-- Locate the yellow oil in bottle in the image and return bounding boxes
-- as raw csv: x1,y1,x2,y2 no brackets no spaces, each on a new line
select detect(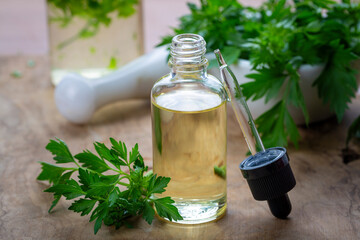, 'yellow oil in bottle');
151,87,227,224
